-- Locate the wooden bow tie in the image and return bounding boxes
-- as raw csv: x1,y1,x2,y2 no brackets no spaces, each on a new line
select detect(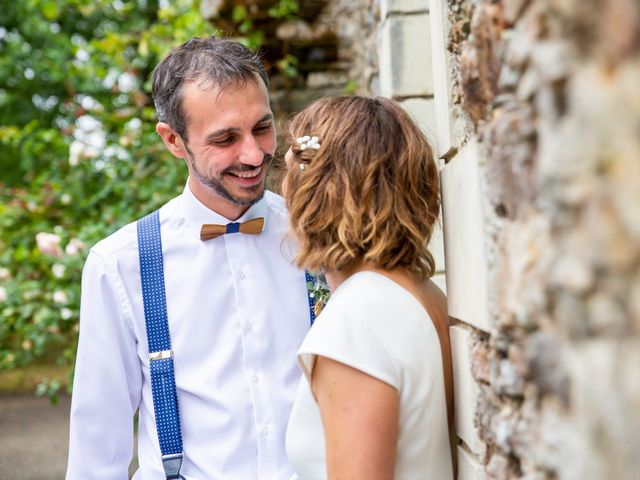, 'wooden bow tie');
200,217,264,241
